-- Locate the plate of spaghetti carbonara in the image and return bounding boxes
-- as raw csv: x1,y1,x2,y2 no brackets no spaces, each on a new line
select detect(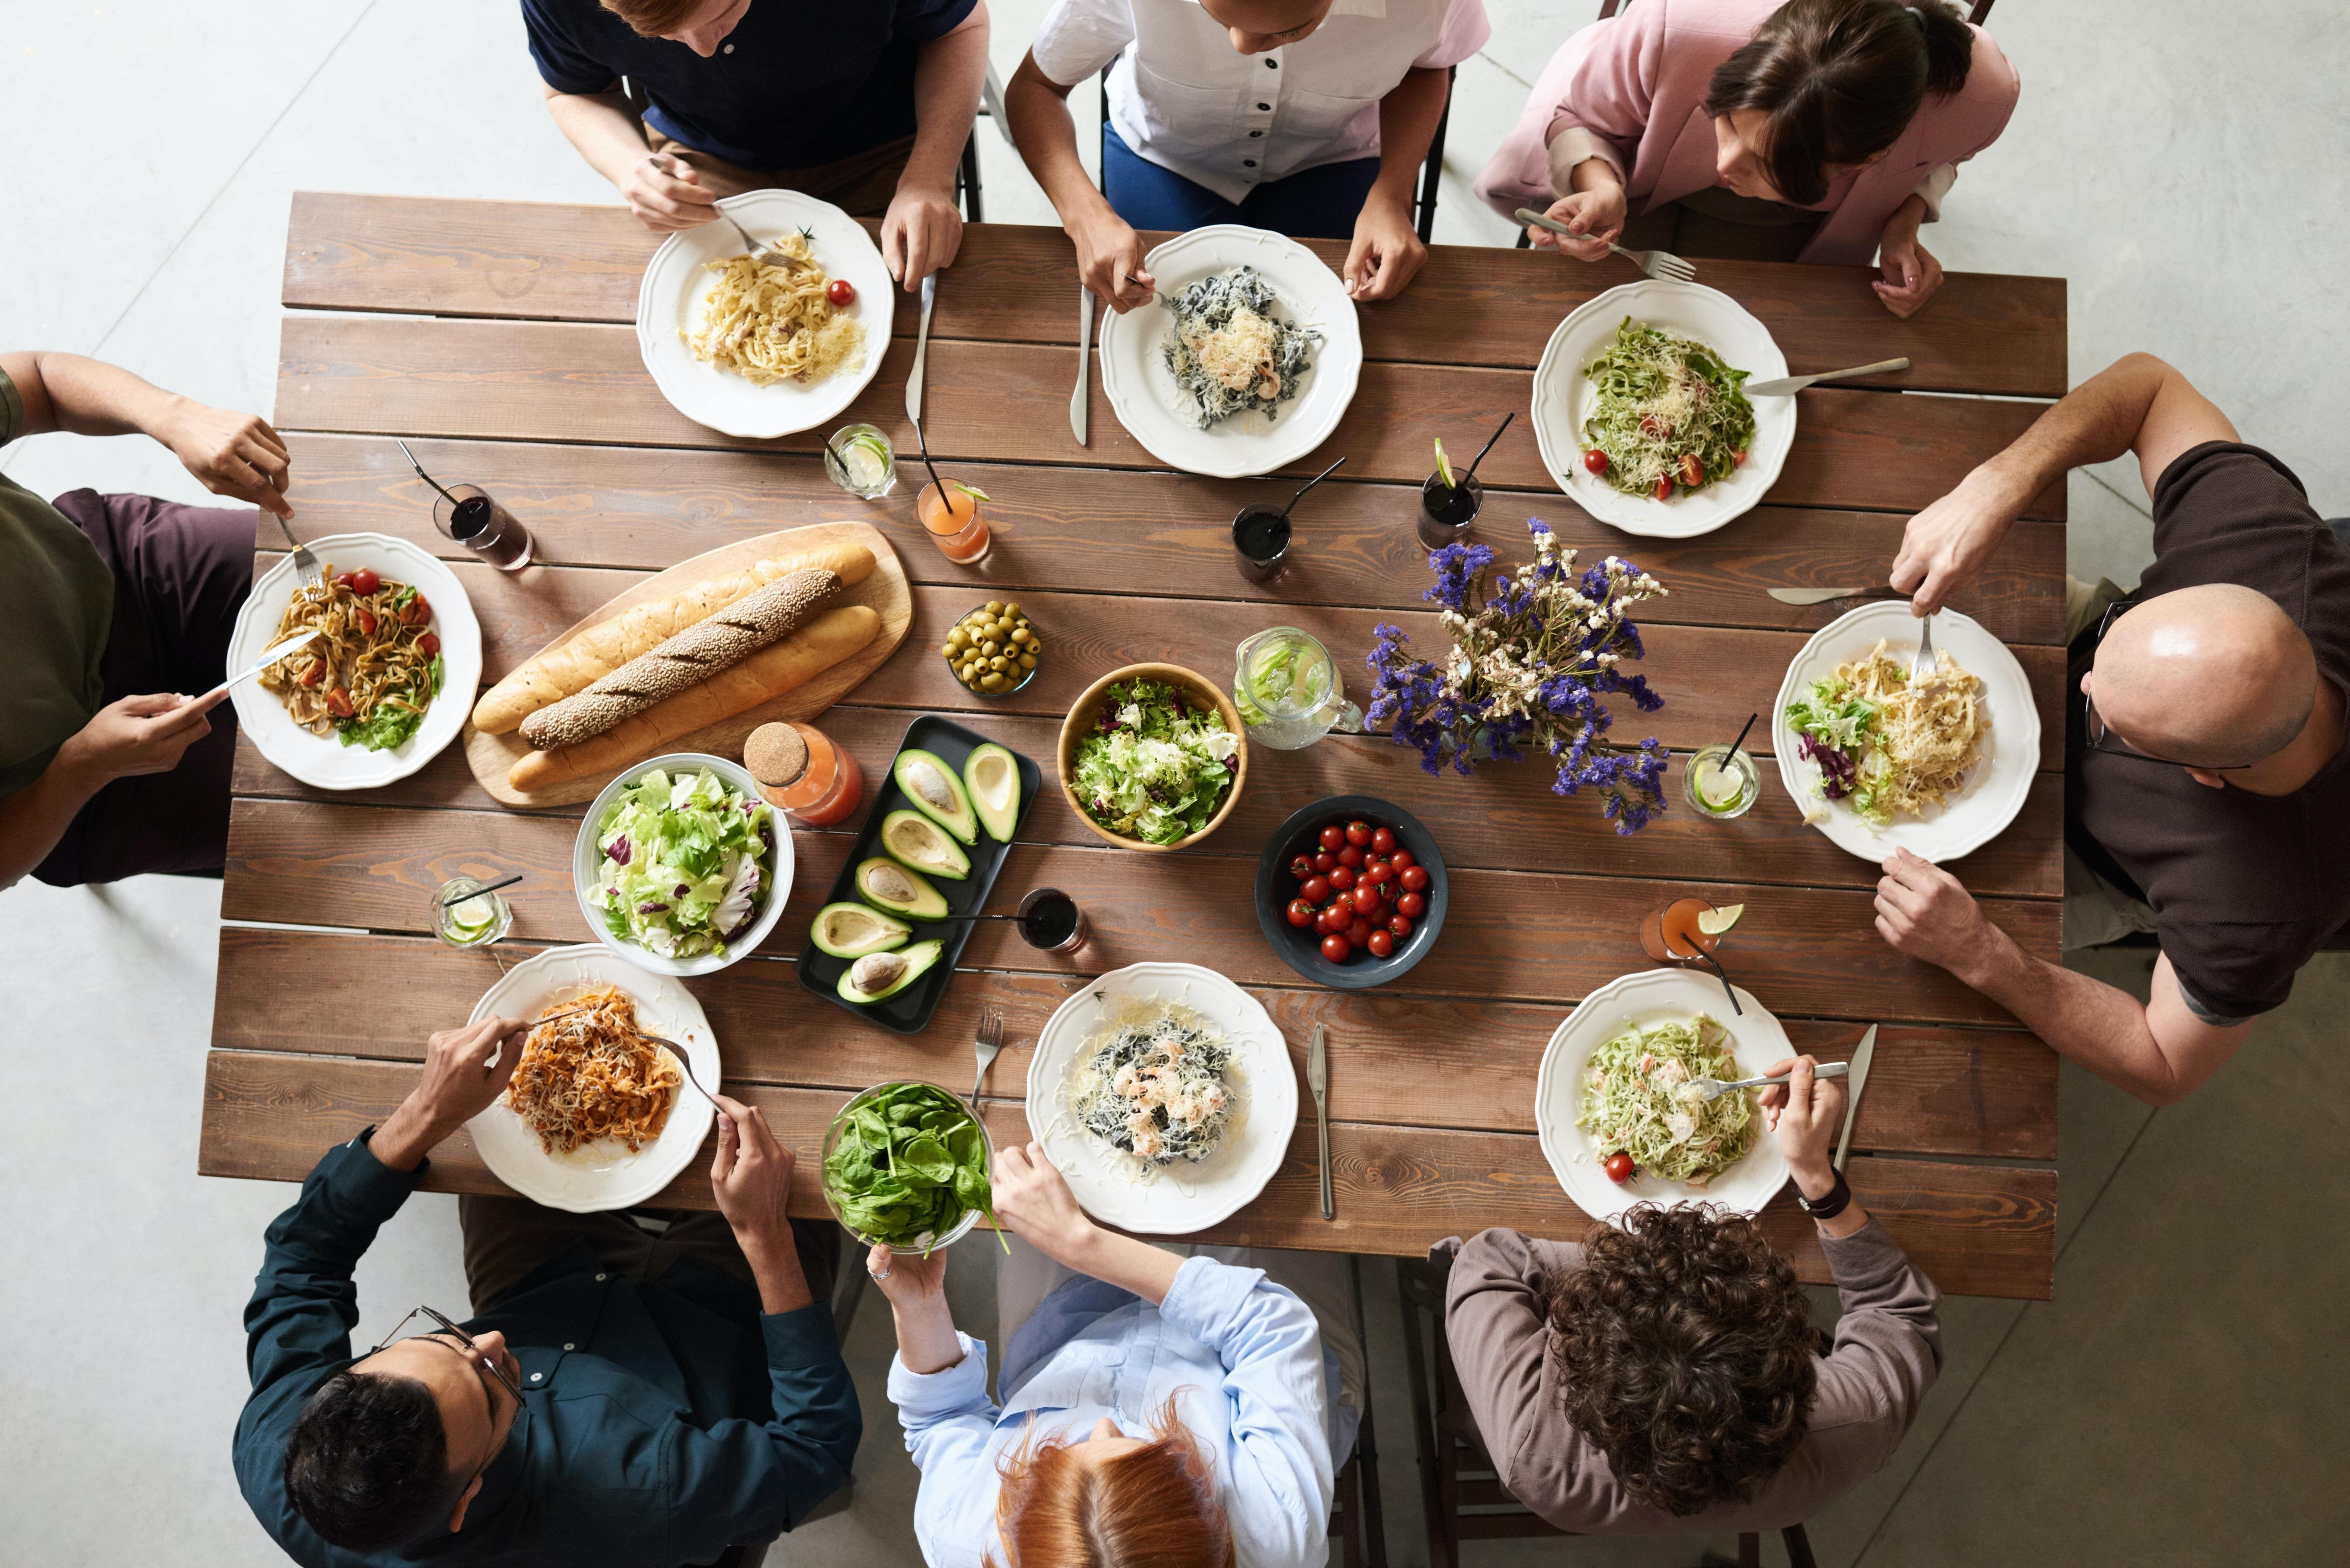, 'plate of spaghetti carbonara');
1025,963,1295,1235
1771,601,2040,864
636,190,891,439
467,947,719,1213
